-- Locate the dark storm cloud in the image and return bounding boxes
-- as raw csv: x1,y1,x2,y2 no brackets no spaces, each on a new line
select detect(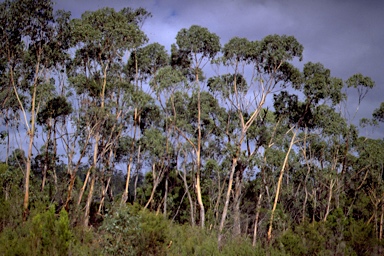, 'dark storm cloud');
55,0,384,138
